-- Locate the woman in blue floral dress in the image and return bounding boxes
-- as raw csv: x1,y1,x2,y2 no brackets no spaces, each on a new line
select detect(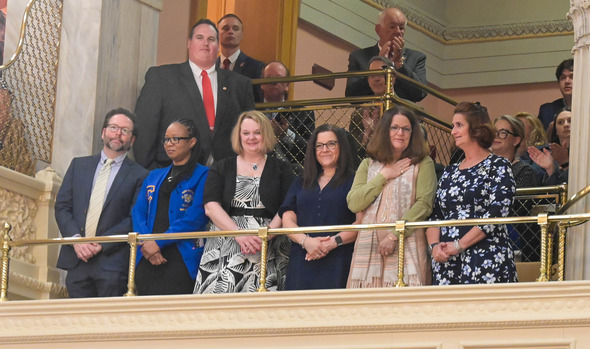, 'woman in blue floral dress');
427,102,518,285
